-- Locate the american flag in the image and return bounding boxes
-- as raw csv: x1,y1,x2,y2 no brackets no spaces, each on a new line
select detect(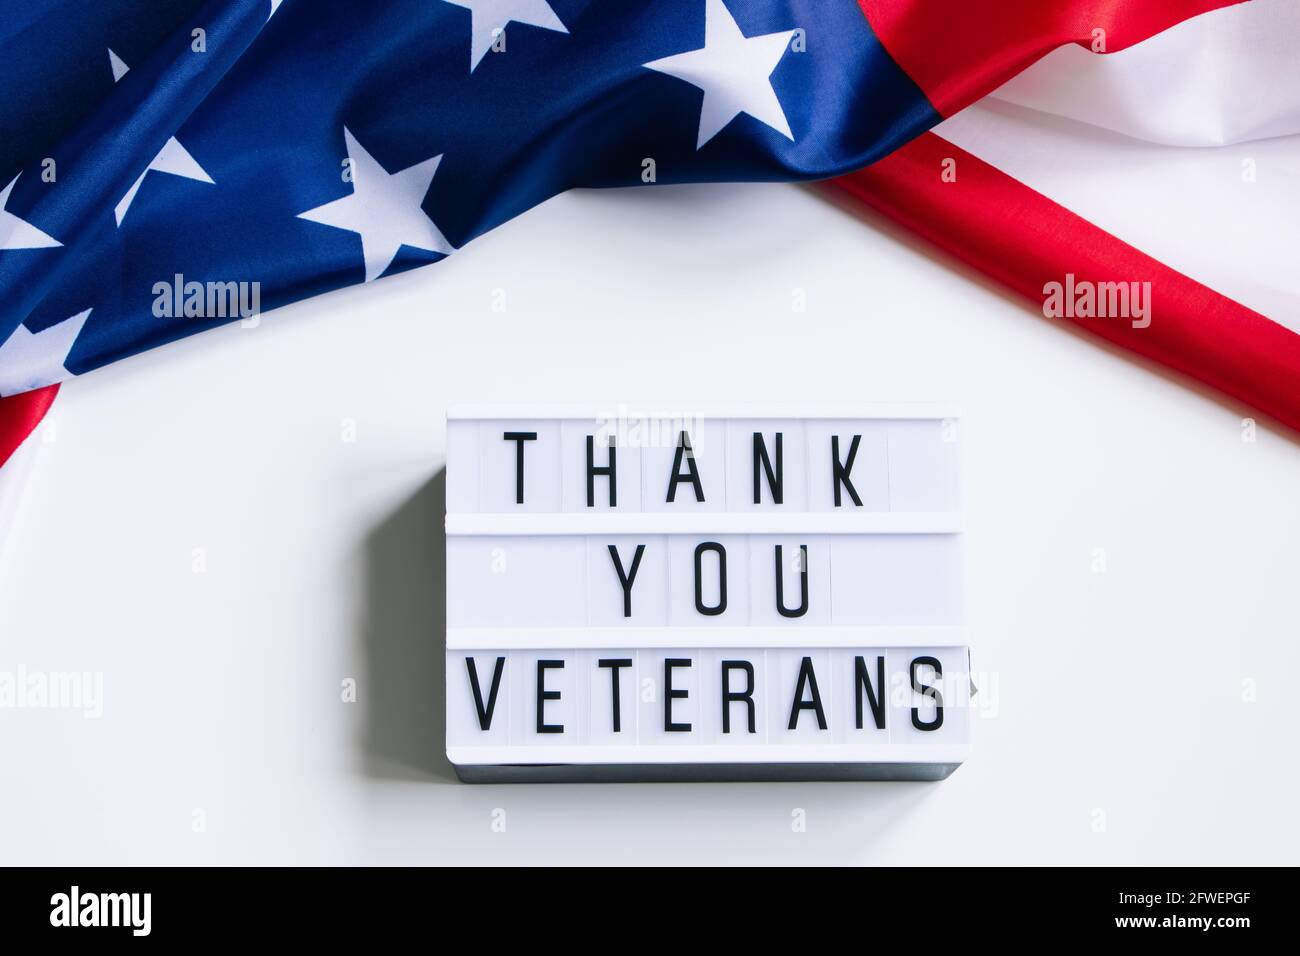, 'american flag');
1,0,1297,504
